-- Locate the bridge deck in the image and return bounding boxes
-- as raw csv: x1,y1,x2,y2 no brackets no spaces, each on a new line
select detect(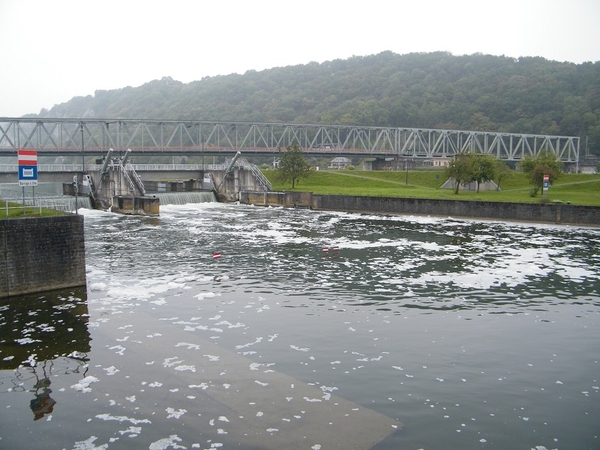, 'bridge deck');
0,118,580,162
